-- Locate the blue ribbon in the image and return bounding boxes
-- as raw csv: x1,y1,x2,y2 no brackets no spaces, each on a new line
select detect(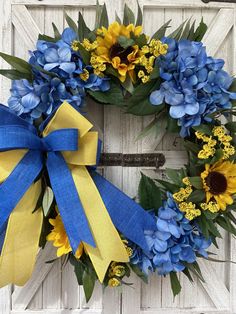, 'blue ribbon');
0,103,156,256
0,105,95,253
91,171,156,252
